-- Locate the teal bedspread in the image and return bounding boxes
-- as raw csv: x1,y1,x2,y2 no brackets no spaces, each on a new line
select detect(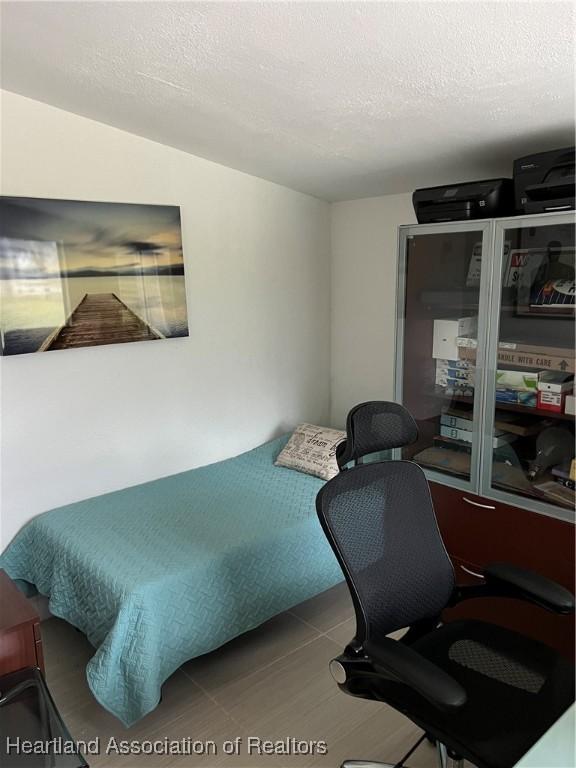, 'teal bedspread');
0,436,342,726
